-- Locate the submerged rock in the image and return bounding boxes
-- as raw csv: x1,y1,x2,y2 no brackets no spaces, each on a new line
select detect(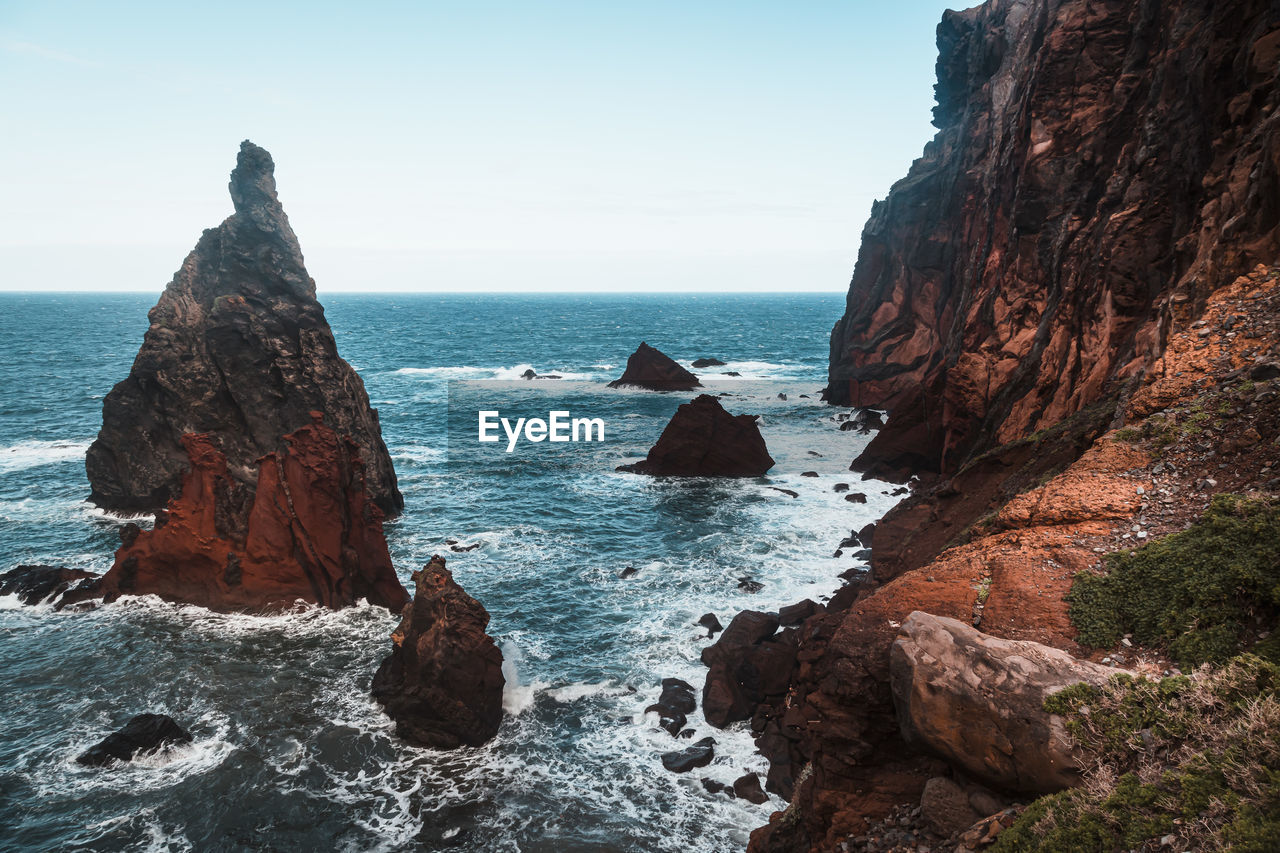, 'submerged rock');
618,395,774,477
76,714,192,767
646,678,697,736
64,414,408,614
692,357,727,368
85,141,401,518
608,343,700,391
0,565,97,606
890,611,1120,793
372,556,505,749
